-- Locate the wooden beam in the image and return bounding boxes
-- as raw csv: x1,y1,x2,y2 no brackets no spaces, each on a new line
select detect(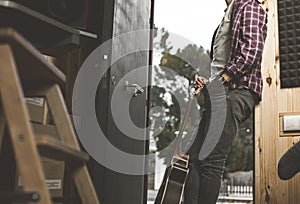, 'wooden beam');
0,97,5,153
